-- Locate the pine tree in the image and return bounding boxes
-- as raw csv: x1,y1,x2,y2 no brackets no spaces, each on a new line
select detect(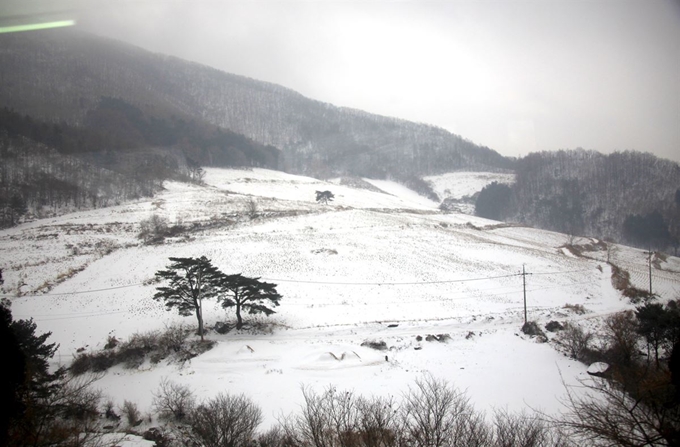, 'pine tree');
216,274,282,329
153,256,220,340
315,190,334,205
